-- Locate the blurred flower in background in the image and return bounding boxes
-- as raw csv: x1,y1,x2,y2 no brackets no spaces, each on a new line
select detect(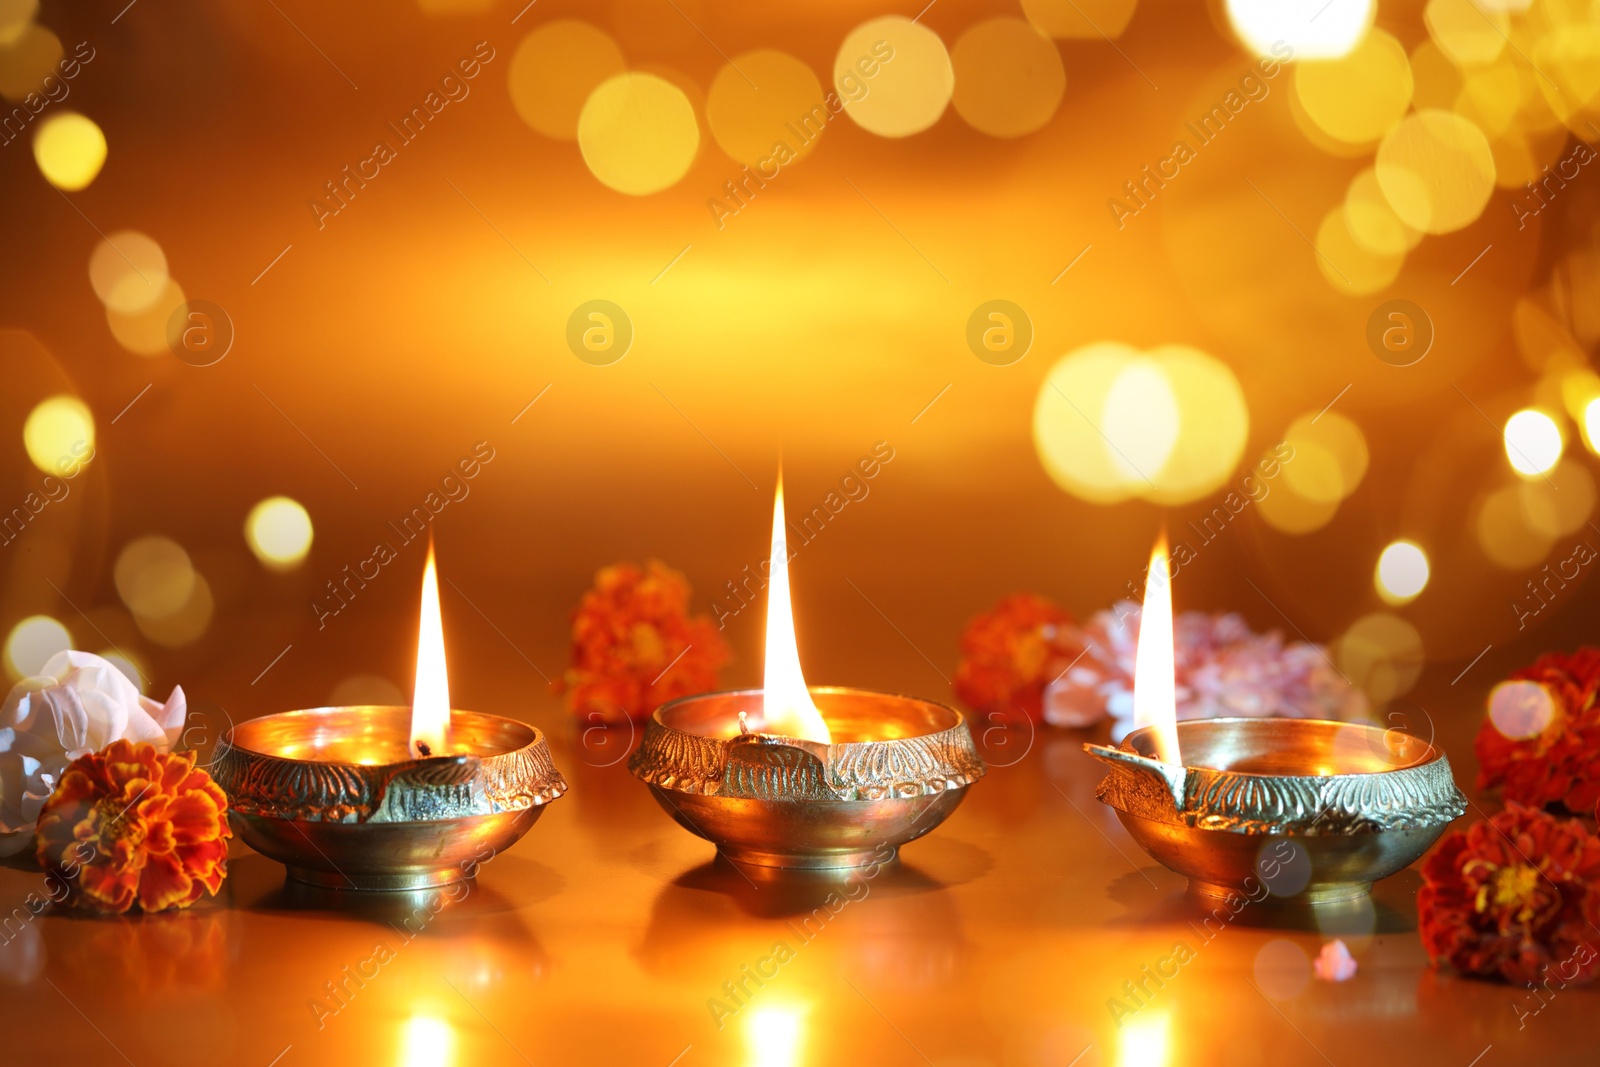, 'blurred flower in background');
560,561,729,723
952,593,1079,726
1477,647,1600,812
